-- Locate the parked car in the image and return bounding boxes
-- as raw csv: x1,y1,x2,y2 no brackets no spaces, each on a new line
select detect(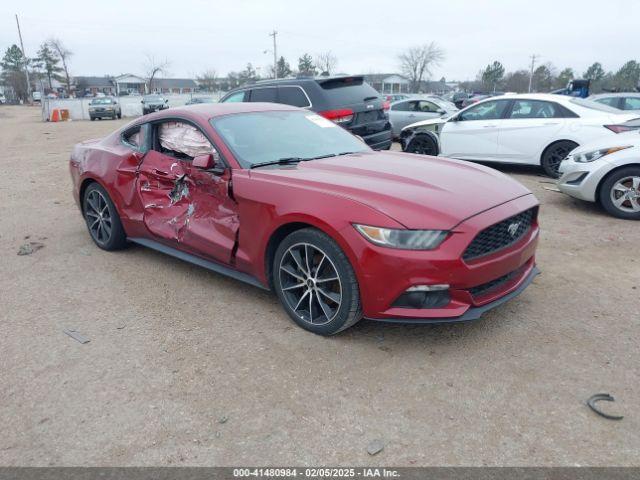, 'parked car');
400,93,640,177
69,103,540,335
384,93,410,103
558,126,640,219
0,92,6,104
449,92,473,109
88,97,121,120
32,91,42,103
589,92,640,113
389,96,458,137
186,96,217,105
141,94,169,114
219,76,392,150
